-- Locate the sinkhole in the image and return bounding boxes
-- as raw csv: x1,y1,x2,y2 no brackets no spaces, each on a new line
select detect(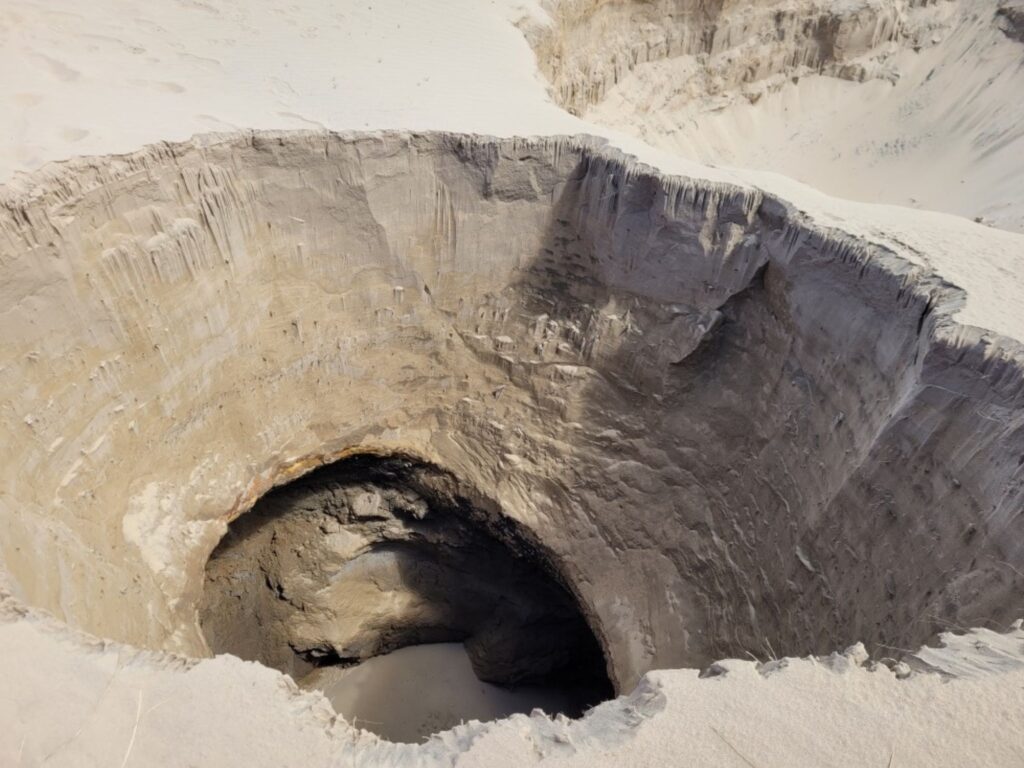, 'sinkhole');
199,454,614,742
1,131,1023,749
